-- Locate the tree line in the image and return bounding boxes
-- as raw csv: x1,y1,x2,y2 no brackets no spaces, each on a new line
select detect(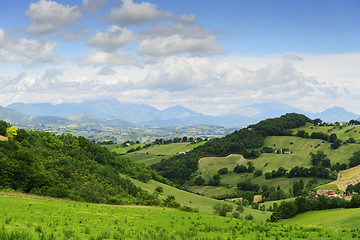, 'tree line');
151,113,312,184
0,120,175,206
